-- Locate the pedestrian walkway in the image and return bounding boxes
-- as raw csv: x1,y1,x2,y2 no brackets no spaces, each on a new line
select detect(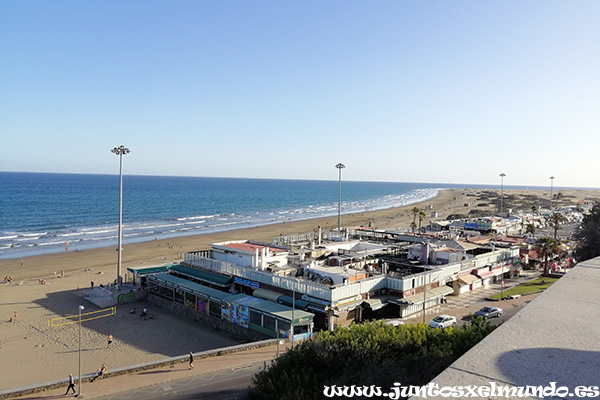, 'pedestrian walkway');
8,341,290,400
